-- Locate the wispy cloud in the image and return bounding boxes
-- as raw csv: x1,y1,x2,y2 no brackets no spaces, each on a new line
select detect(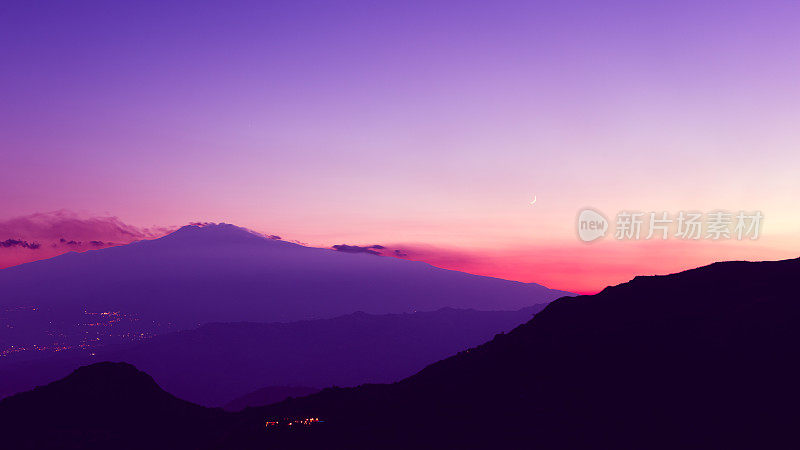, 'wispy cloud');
0,210,175,268
331,244,385,255
0,239,41,250
0,210,171,242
